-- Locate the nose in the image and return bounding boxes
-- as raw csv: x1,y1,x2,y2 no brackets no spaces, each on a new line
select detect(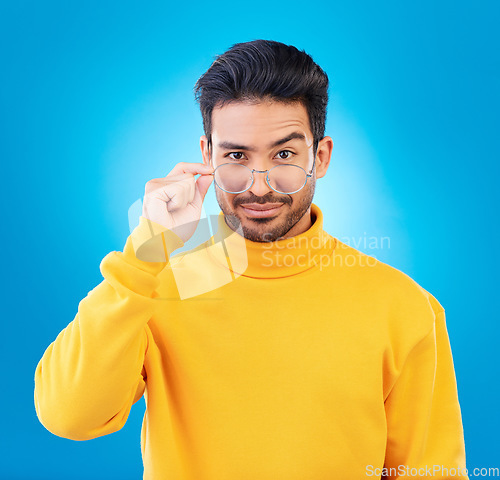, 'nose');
248,169,273,196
